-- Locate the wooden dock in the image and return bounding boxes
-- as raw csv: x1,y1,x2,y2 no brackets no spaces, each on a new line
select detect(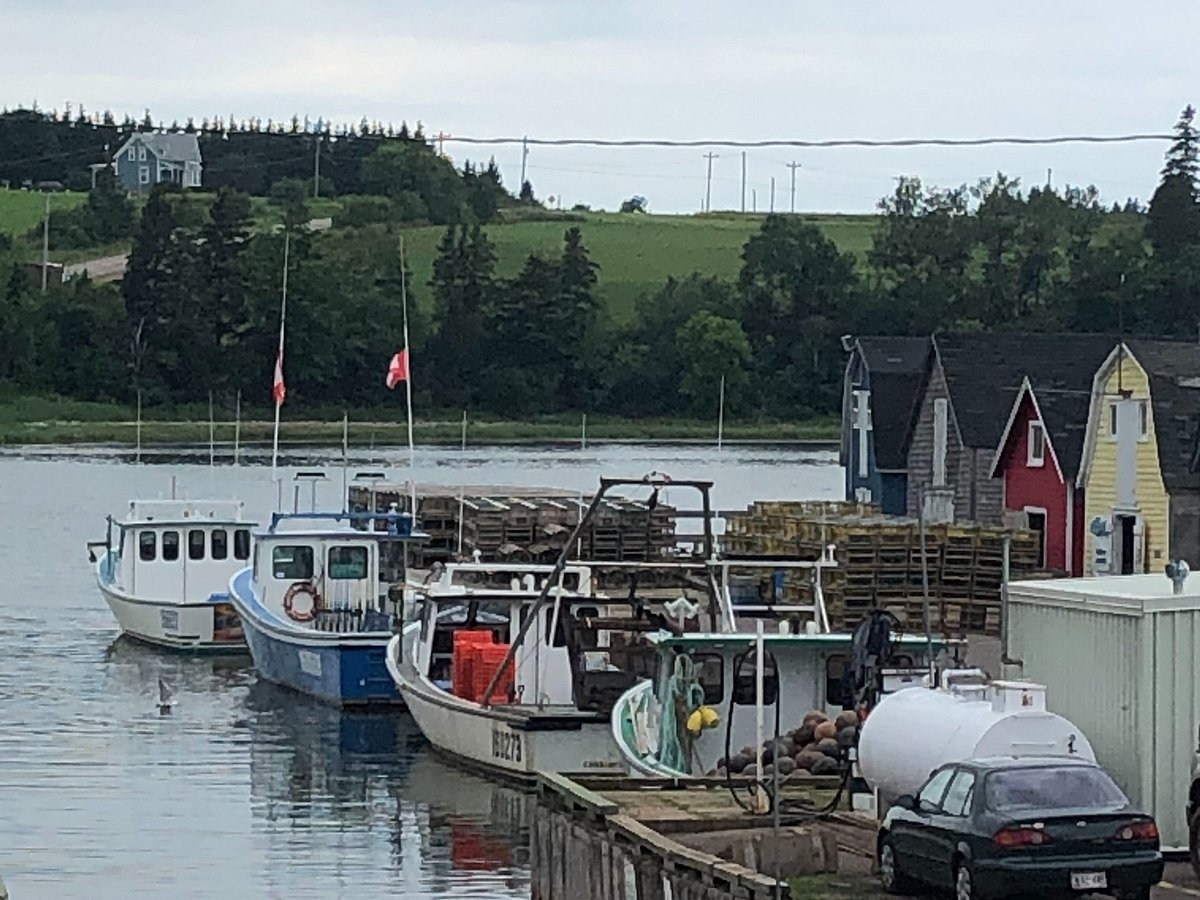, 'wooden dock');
533,772,878,900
